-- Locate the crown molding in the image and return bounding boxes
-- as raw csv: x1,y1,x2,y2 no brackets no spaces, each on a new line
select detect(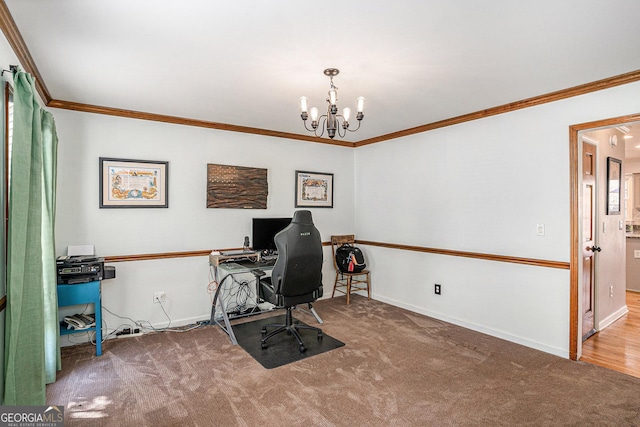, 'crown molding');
354,69,640,147
51,69,640,149
0,0,51,103
47,99,355,147
50,69,640,148
1,1,639,148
